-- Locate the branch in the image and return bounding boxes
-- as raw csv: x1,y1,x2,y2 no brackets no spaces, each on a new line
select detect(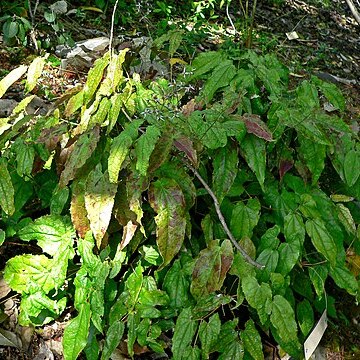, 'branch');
345,0,360,25
184,161,264,269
